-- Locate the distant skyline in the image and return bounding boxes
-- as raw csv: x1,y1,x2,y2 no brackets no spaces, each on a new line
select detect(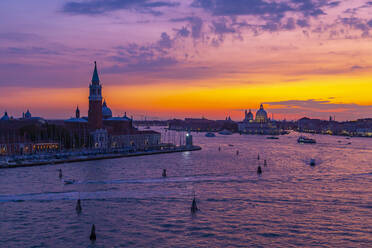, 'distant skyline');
1,0,372,121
